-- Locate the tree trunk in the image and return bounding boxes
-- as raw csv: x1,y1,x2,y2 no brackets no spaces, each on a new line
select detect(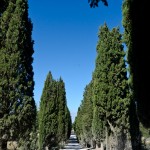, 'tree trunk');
101,142,104,150
105,126,108,150
92,139,96,149
0,140,7,150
